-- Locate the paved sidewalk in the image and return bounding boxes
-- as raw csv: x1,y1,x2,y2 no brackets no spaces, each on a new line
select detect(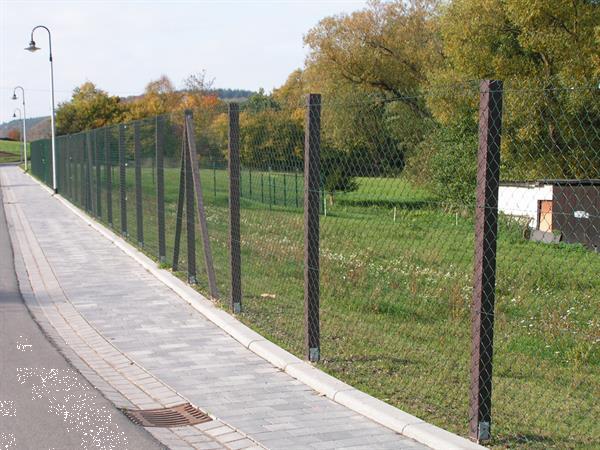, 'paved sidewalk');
1,166,428,450
0,182,164,450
